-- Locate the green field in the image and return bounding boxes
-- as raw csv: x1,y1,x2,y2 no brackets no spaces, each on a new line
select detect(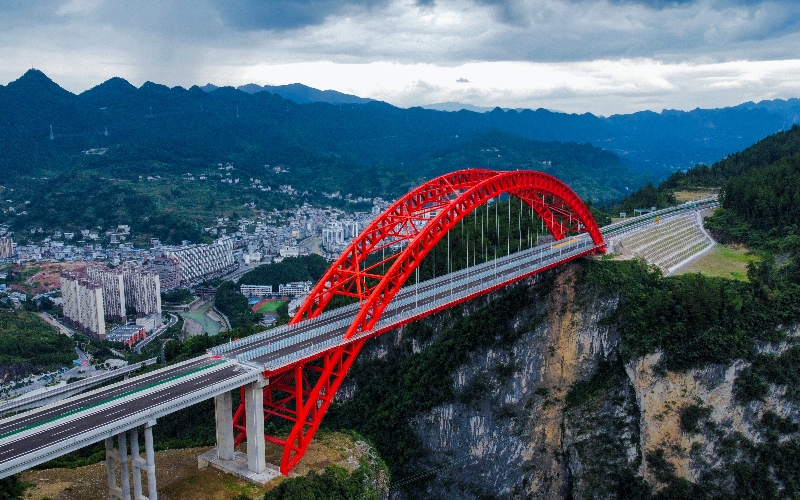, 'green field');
255,300,287,314
675,244,759,281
